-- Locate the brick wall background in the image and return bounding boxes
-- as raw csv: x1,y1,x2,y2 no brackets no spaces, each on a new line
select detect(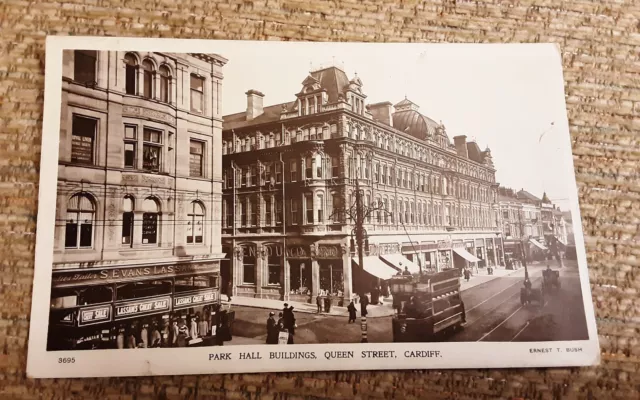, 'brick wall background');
1,1,639,398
